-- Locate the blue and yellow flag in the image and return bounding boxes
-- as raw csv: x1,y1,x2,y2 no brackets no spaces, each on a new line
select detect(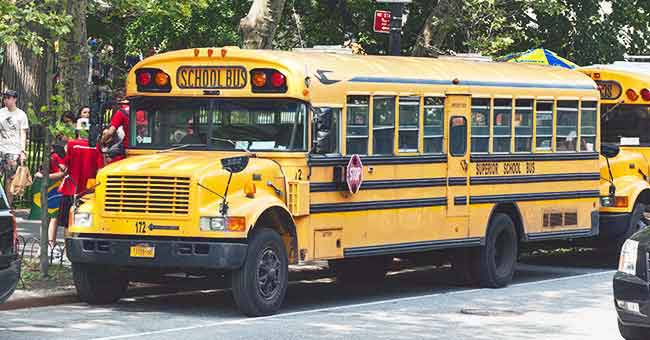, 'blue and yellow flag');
28,177,62,219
